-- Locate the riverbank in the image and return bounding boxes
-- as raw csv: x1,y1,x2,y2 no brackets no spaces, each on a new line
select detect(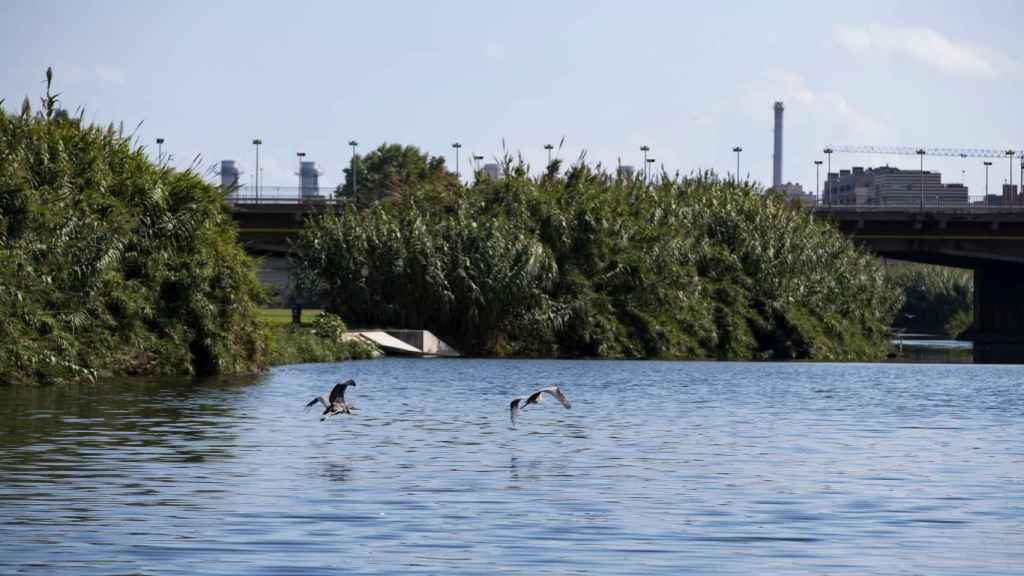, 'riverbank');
259,310,380,366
